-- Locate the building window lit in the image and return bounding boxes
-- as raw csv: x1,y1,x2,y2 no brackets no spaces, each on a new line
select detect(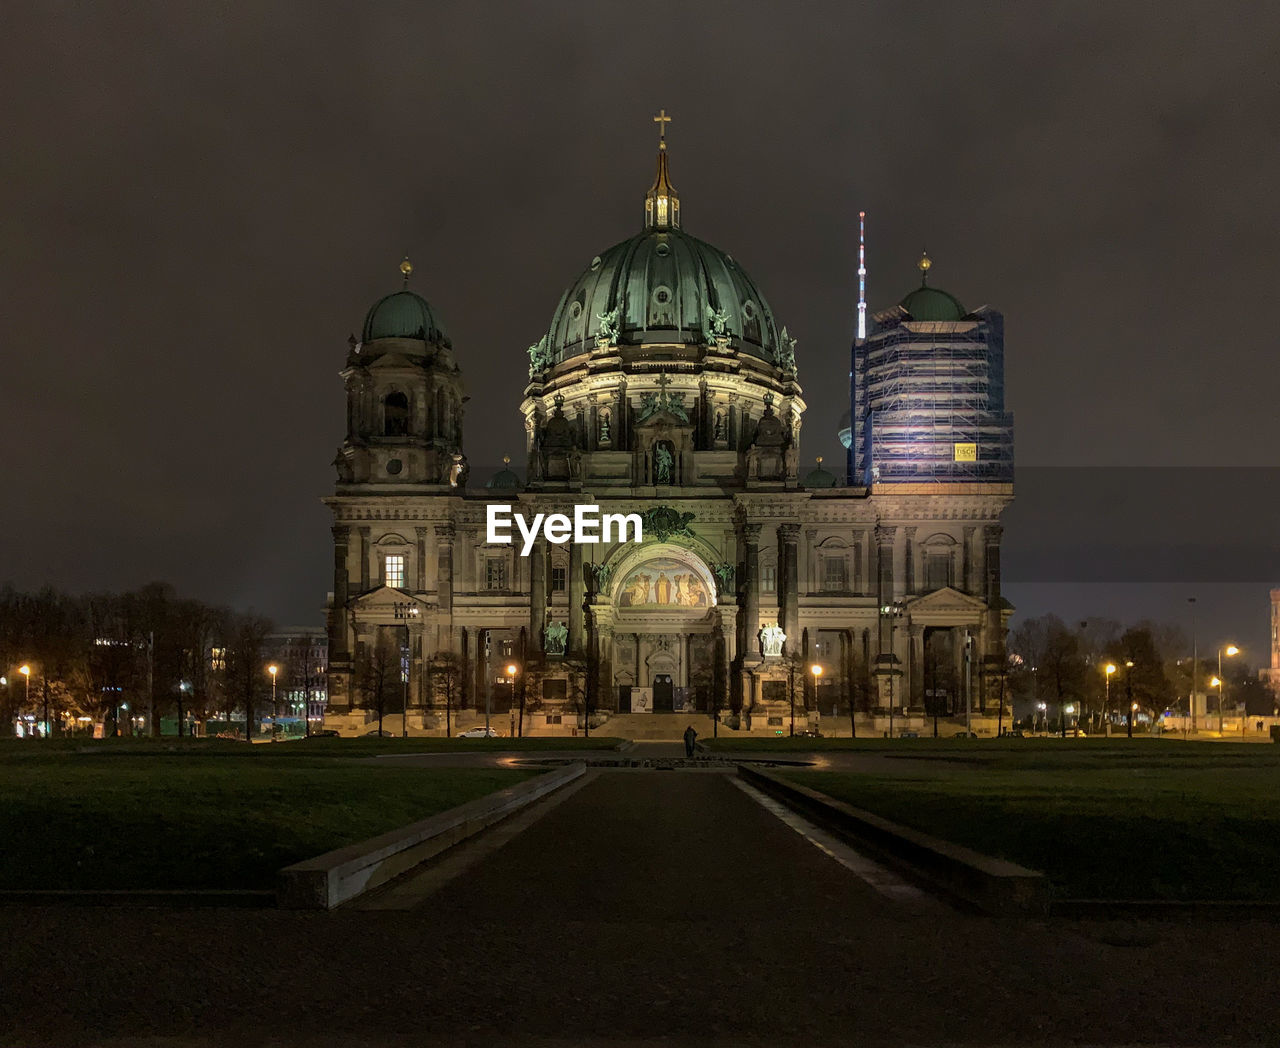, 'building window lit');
551,566,566,592
822,557,847,592
486,558,508,590
761,565,776,593
209,647,226,671
385,555,406,589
